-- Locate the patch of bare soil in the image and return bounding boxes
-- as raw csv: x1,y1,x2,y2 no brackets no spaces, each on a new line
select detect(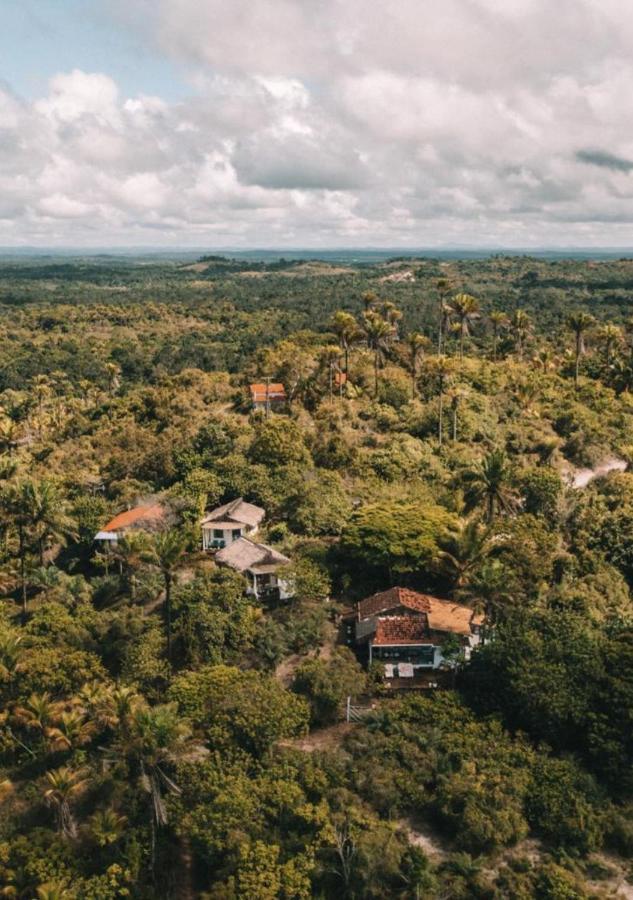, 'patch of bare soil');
181,262,209,273
397,818,450,863
584,854,633,898
280,722,355,753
